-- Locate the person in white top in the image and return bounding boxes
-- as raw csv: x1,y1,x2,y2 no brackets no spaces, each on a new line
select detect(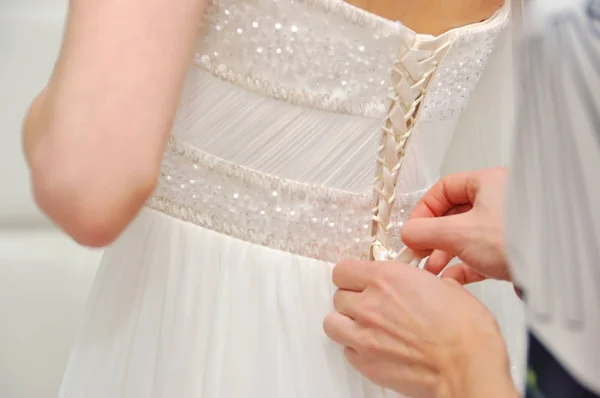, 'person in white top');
23,0,520,396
